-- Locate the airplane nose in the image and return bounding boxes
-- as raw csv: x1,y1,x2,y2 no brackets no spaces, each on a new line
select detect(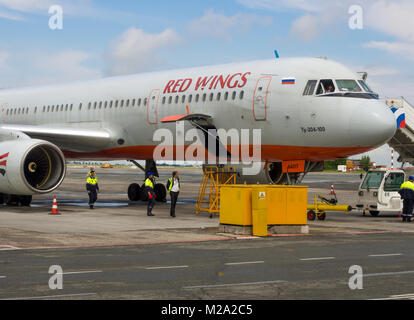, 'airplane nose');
349,101,397,147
